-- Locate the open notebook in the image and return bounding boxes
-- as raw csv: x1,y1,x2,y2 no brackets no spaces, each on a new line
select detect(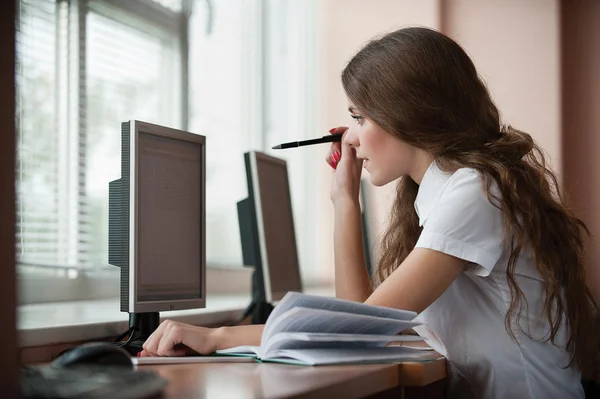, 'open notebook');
217,292,433,366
